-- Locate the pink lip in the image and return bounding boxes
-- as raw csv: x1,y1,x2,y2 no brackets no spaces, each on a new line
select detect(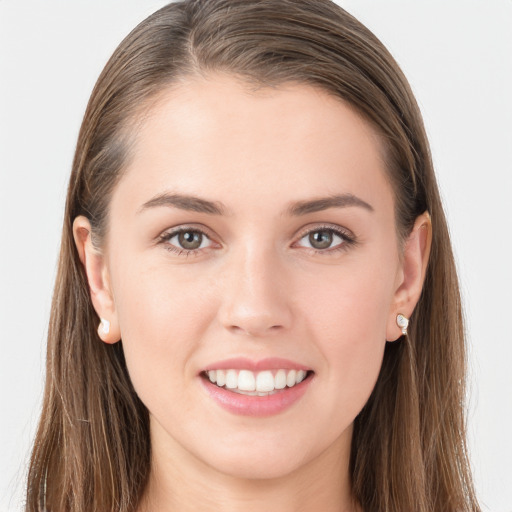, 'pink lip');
201,357,311,373
200,374,313,417
199,358,314,417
